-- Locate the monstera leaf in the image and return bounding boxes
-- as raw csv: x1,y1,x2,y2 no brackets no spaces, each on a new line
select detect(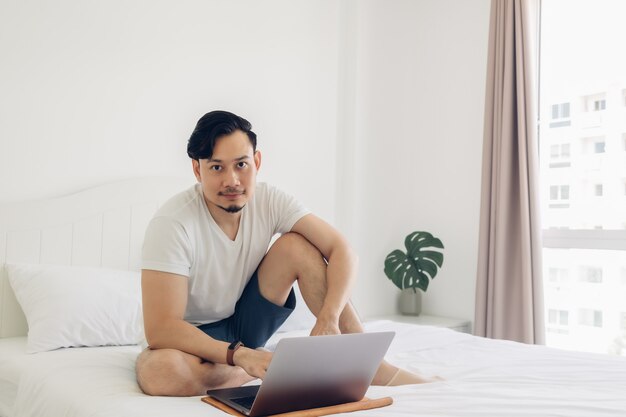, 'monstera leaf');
384,231,444,292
